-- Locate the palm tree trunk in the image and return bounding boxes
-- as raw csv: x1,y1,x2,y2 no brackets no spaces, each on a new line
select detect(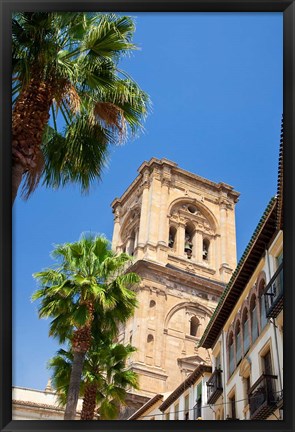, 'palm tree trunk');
64,350,85,420
80,382,98,420
12,77,52,203
64,316,93,420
